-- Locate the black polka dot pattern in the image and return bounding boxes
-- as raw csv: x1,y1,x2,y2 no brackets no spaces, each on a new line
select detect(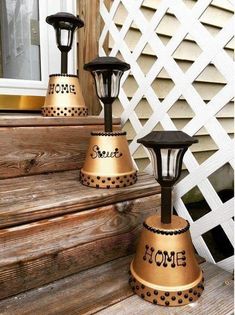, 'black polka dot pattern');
49,74,78,78
42,106,88,117
128,273,204,306
143,220,190,235
80,171,138,189
91,131,127,136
